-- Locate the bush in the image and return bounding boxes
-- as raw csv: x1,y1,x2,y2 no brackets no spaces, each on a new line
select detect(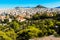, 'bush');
0,31,12,40
17,26,42,40
5,28,17,40
9,21,20,32
32,13,40,20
